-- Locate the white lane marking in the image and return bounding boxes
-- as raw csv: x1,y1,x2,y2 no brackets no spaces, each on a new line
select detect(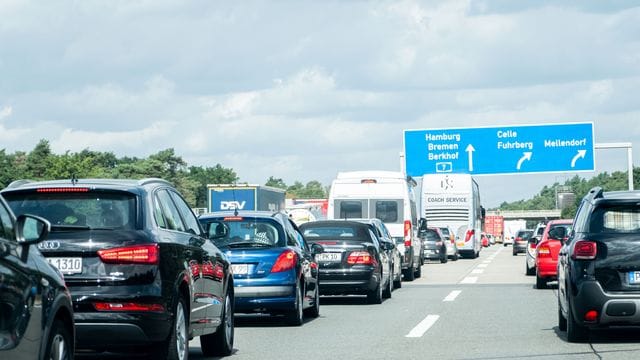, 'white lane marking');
406,315,440,338
482,260,491,264
443,290,462,302
478,264,488,268
472,269,484,274
460,276,478,284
